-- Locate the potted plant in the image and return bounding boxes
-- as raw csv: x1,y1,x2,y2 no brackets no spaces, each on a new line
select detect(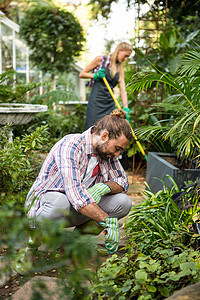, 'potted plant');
128,46,200,192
